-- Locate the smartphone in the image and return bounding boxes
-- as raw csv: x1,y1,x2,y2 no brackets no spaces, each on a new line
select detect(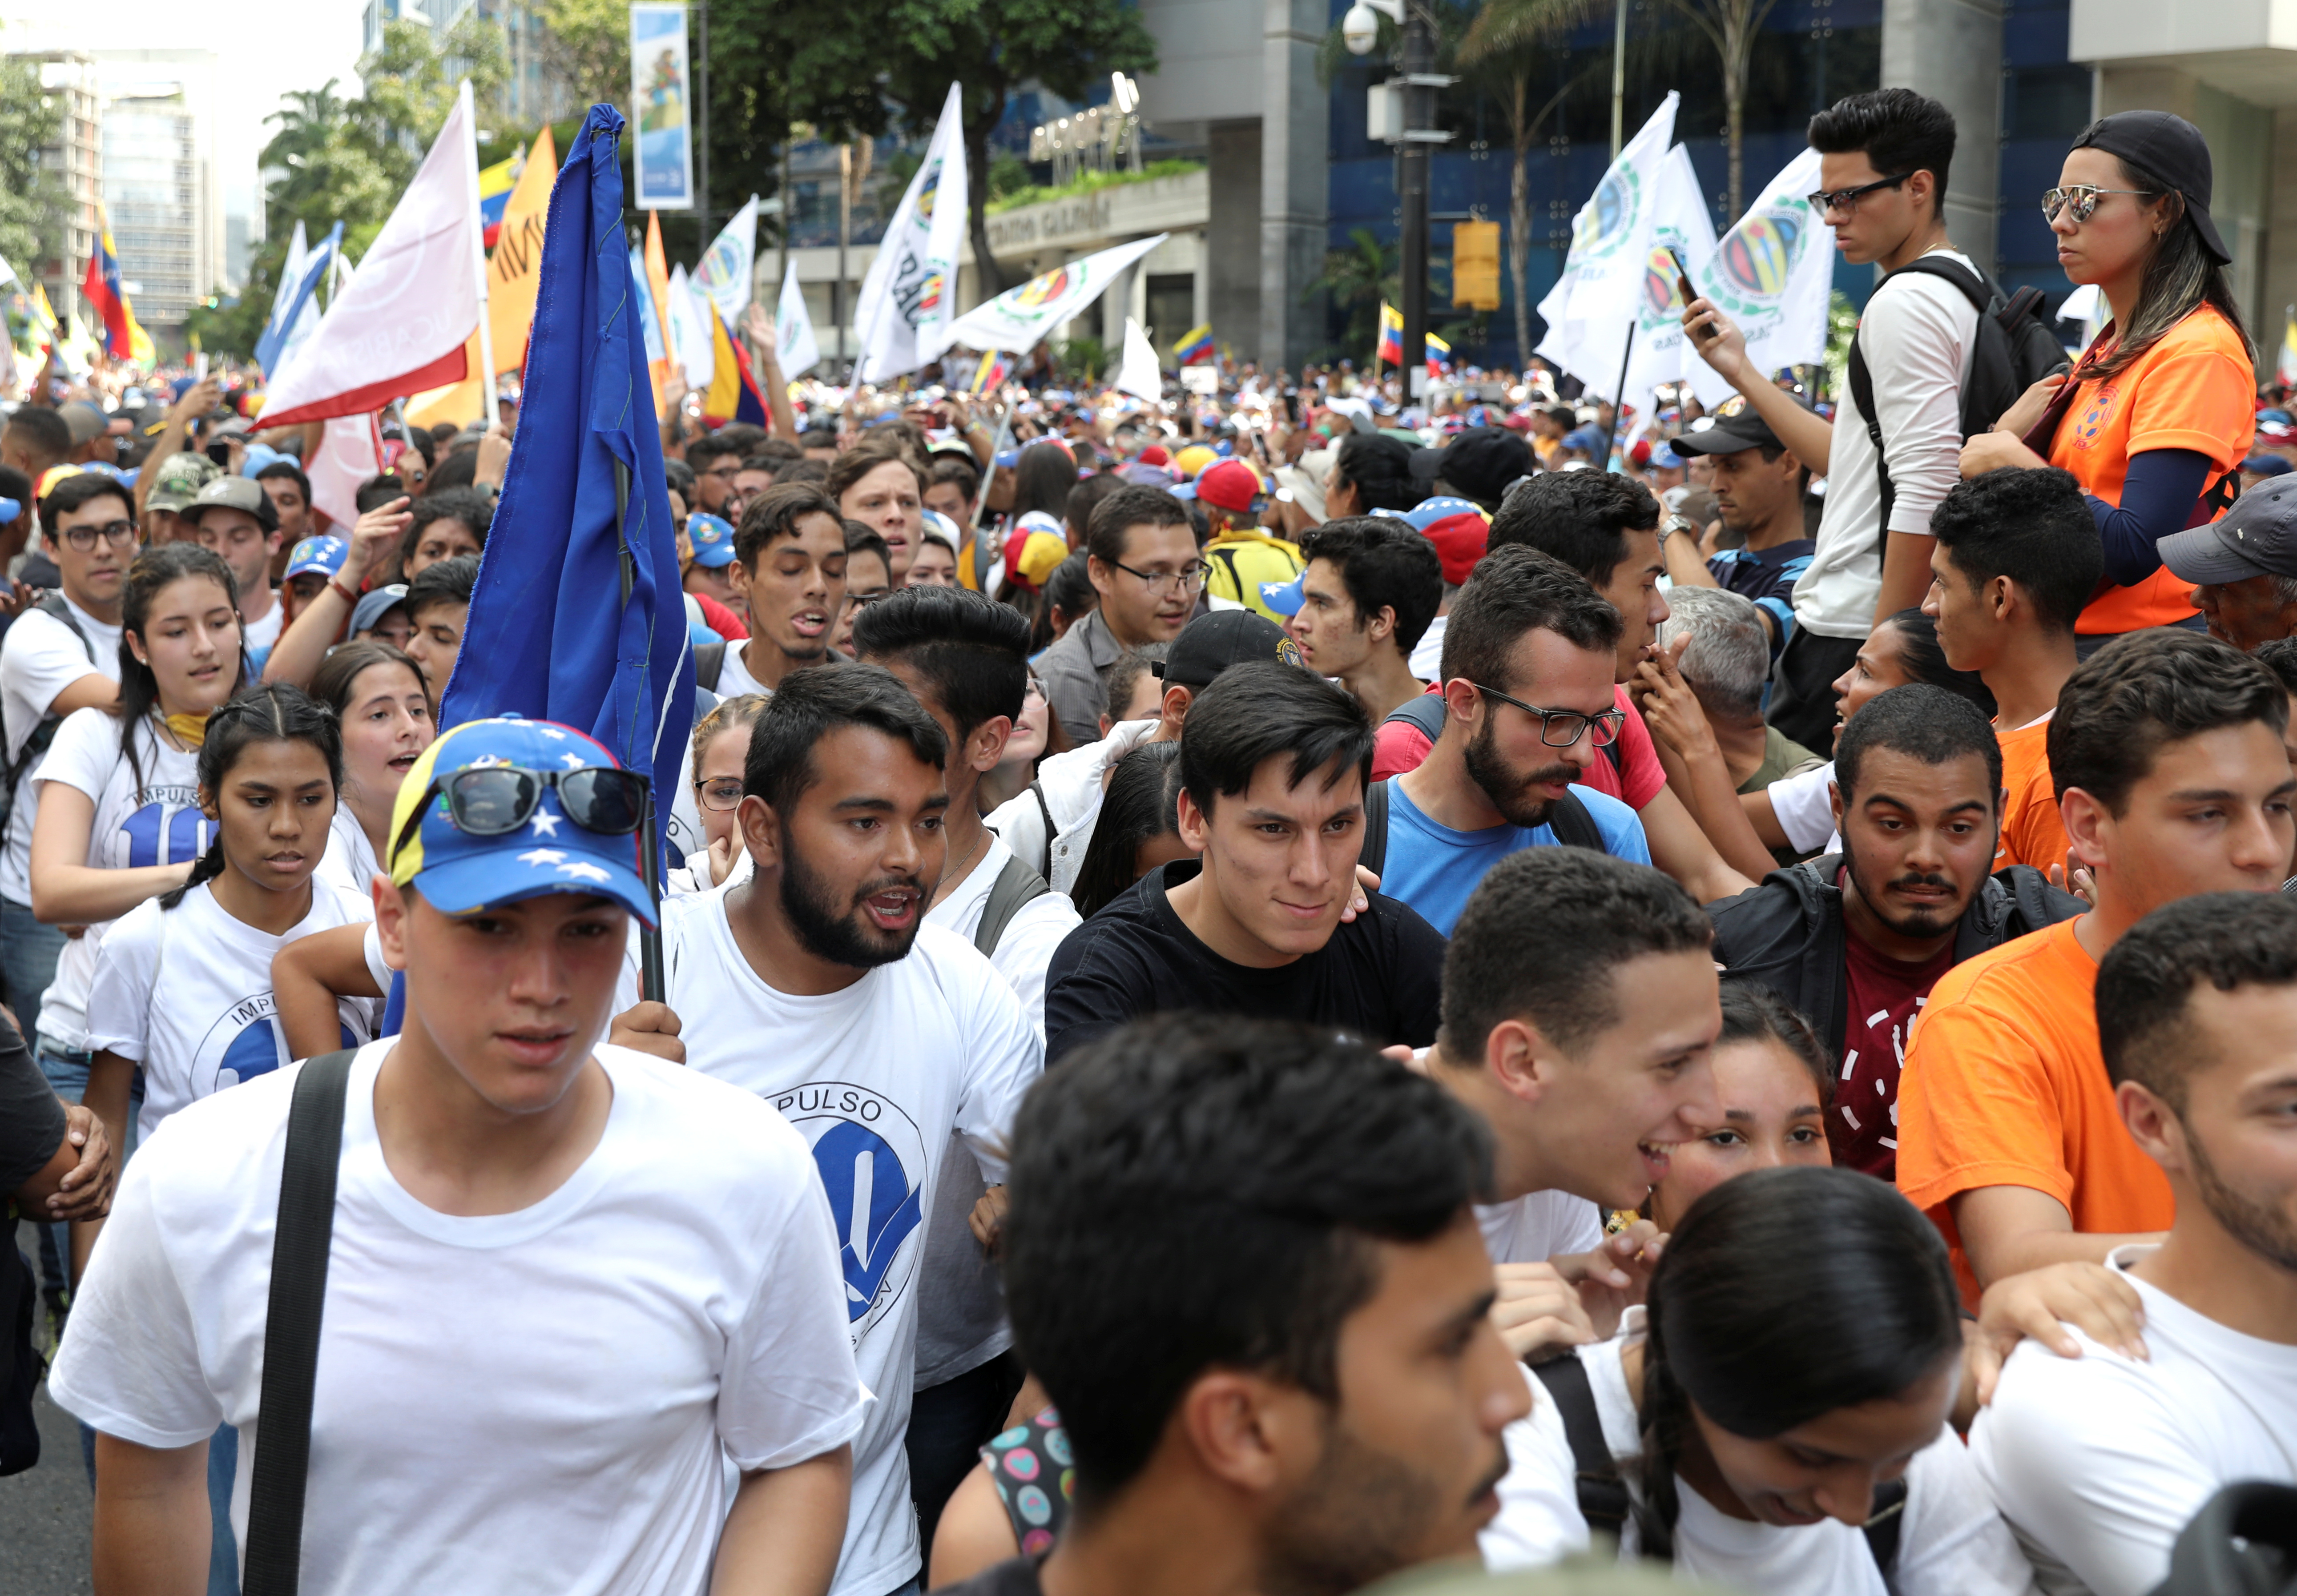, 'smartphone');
193,351,209,382
1670,246,1717,343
